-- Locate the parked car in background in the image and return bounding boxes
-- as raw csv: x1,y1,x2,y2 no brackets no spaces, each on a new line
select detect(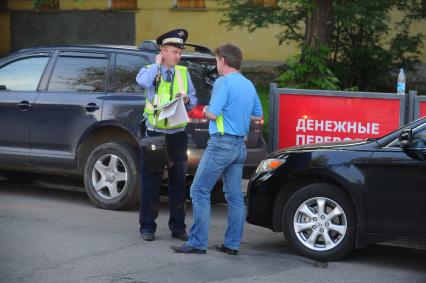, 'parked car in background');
247,117,426,261
0,42,267,209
